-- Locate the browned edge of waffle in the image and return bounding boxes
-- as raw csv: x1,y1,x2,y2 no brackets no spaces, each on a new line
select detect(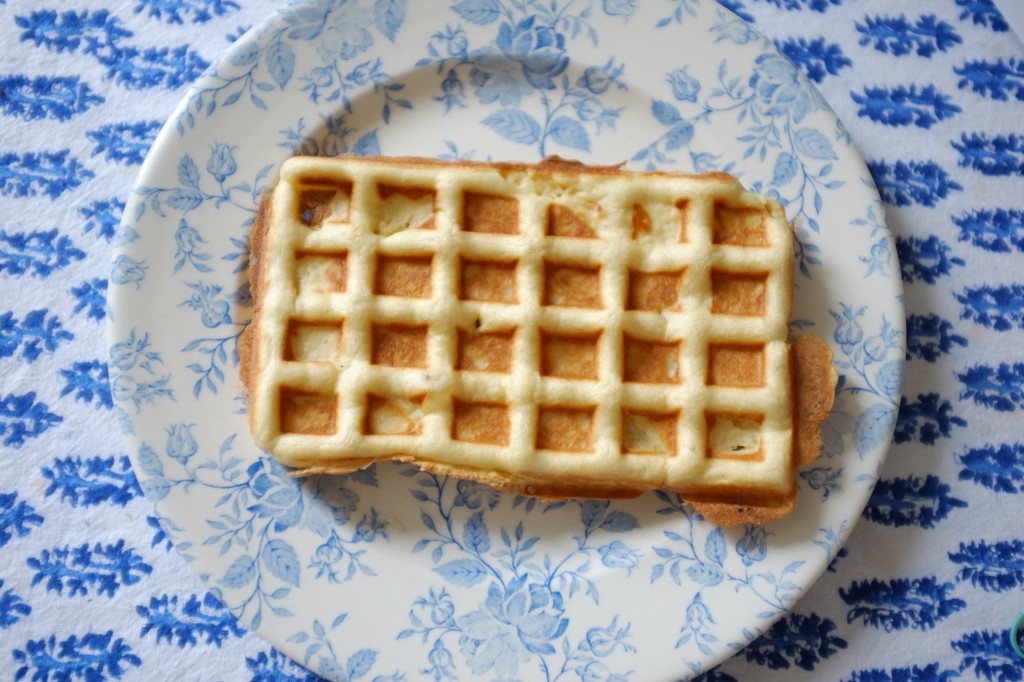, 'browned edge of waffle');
237,156,837,527
689,334,835,525
237,193,269,440
309,154,740,182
